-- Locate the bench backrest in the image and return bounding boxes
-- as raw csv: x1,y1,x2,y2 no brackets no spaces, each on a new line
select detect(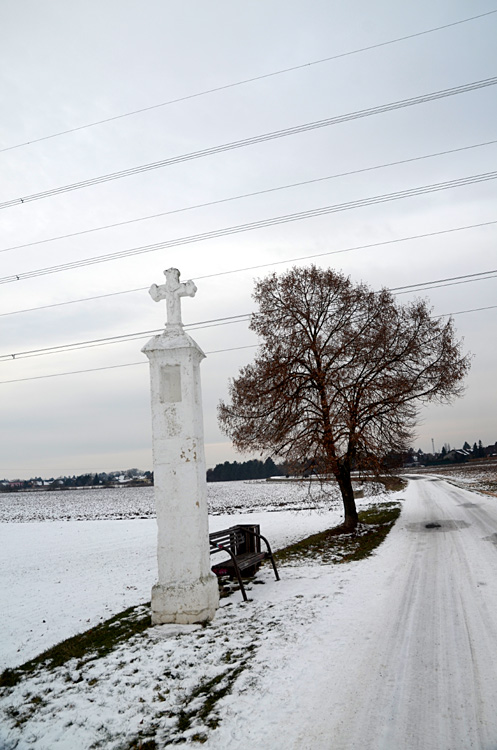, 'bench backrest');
209,527,246,552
